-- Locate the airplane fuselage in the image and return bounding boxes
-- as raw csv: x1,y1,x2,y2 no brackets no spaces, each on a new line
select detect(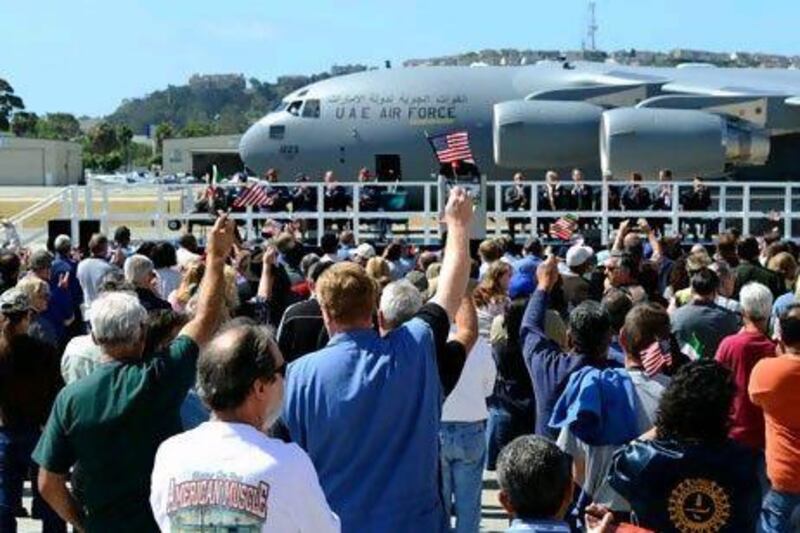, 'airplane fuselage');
239,62,800,182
